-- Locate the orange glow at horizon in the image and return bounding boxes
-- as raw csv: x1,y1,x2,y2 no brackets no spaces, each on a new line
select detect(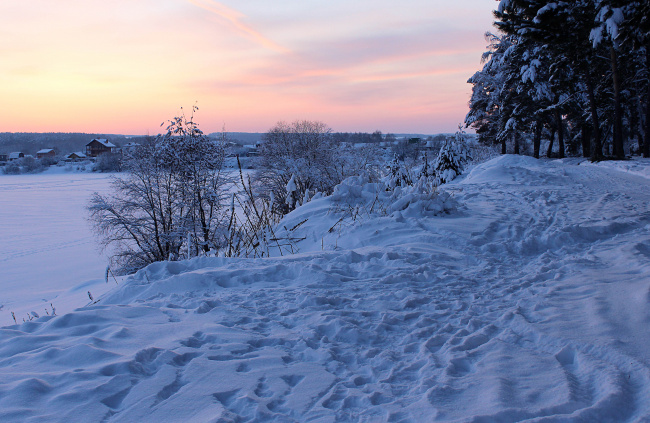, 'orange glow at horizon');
0,0,496,135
